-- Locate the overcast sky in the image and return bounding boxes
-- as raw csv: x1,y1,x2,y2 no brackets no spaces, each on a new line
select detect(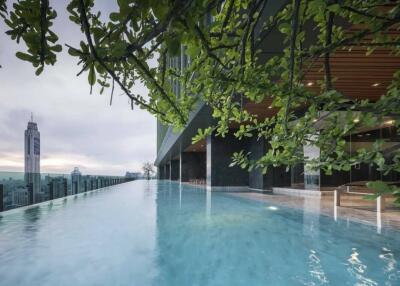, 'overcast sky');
0,1,156,176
